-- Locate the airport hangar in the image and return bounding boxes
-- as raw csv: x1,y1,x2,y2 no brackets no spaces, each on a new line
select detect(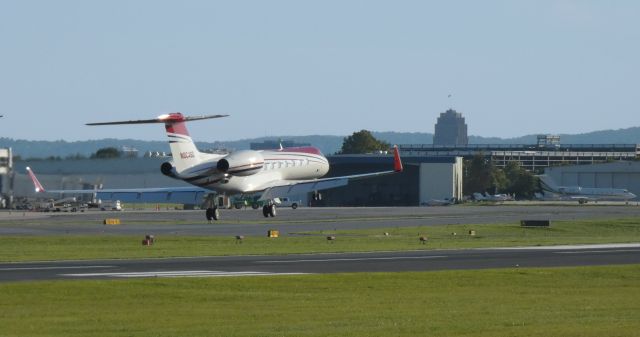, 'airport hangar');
10,155,464,207
544,161,640,196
